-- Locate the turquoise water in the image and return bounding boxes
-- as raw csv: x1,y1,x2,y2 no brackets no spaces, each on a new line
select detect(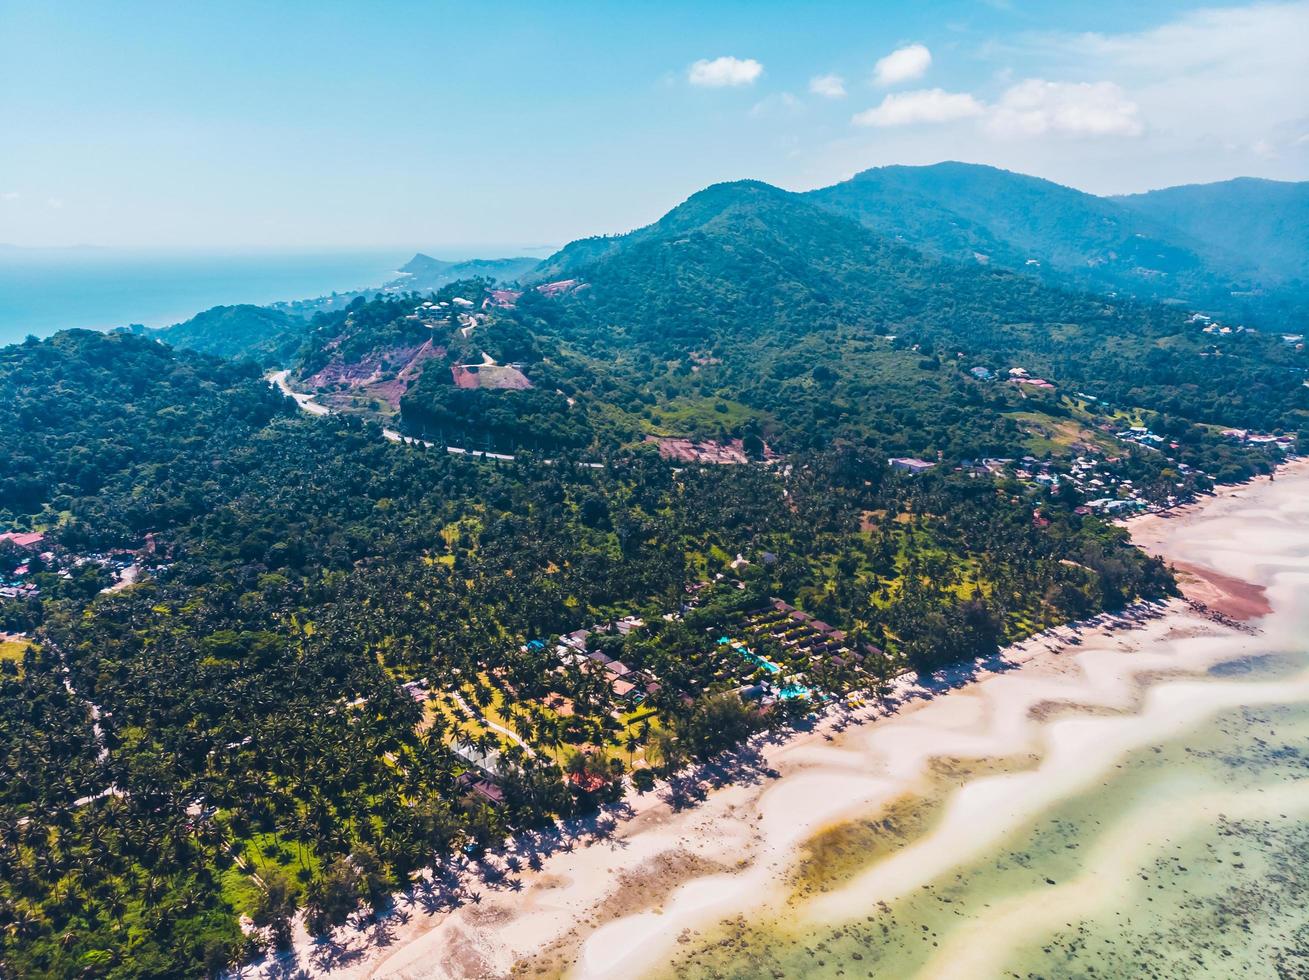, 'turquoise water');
656,651,1309,979
720,637,783,675
0,247,411,342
